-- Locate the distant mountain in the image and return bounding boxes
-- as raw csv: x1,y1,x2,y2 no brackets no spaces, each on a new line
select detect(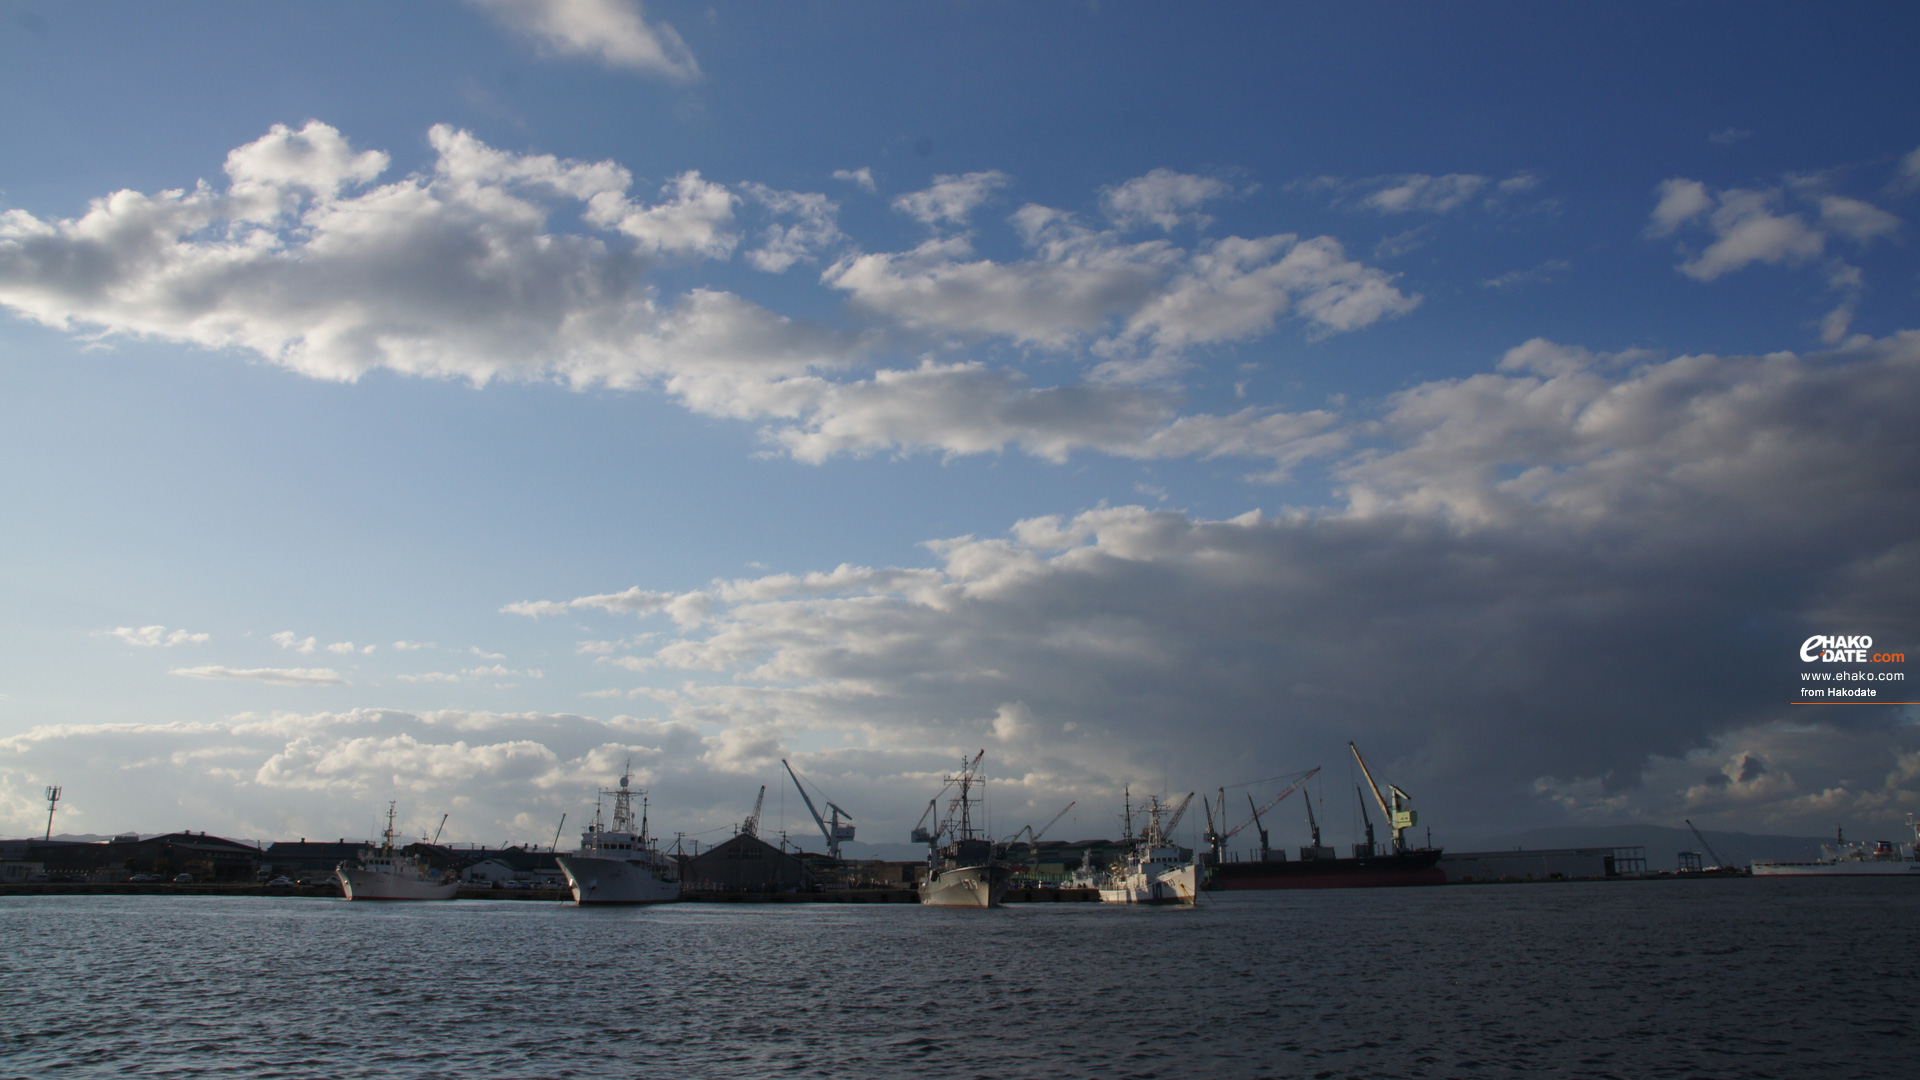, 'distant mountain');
1440,824,1839,871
